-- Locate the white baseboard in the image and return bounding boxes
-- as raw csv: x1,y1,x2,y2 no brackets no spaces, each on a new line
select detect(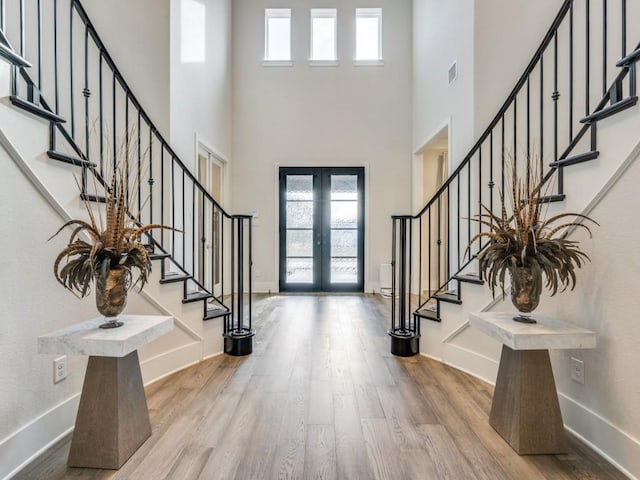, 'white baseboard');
559,394,640,479
140,341,203,385
1,340,206,480
0,394,79,480
441,343,499,385
253,281,277,293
